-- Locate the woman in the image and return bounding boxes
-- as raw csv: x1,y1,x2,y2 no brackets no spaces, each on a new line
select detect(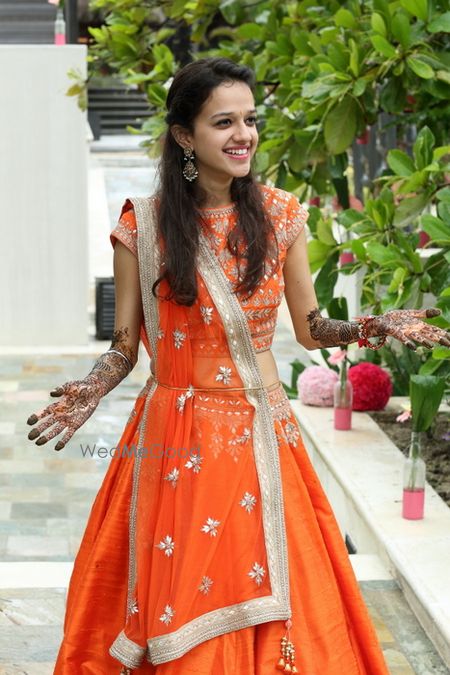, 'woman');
27,58,448,674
